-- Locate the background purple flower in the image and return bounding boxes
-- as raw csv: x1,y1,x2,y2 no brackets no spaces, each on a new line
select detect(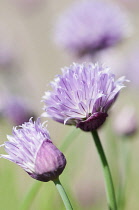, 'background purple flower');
125,47,139,88
0,42,15,68
113,106,137,136
43,63,126,131
2,95,35,125
55,0,129,57
0,118,66,182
